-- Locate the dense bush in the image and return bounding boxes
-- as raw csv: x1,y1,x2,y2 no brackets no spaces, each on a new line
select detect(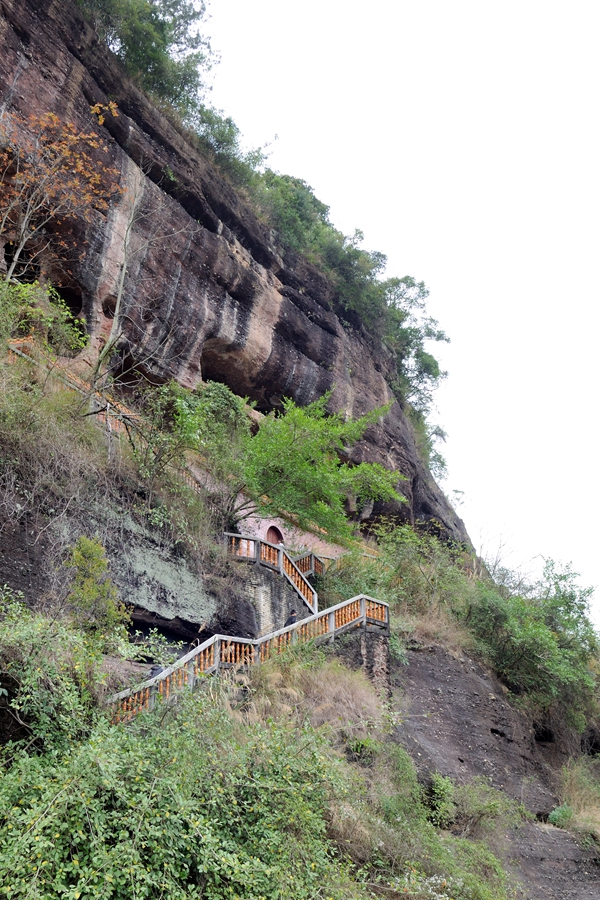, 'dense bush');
462,561,599,731
0,586,102,753
75,0,214,115
0,624,517,900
